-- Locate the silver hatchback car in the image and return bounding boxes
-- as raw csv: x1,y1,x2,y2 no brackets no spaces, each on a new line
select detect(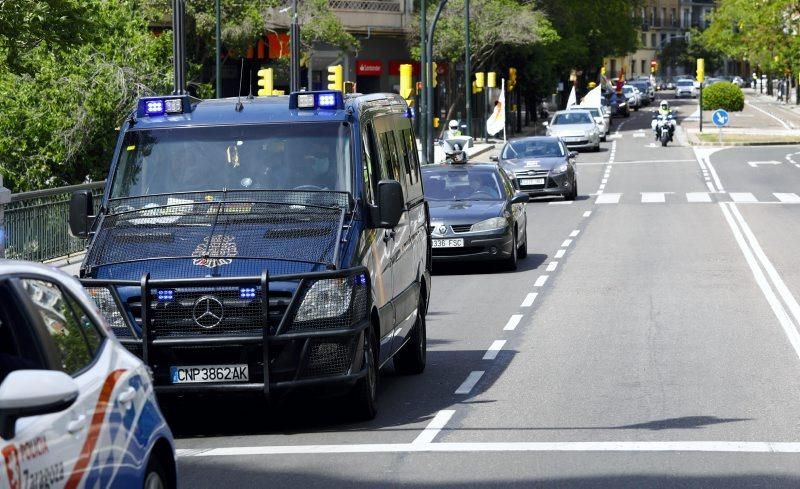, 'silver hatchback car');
545,109,601,152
